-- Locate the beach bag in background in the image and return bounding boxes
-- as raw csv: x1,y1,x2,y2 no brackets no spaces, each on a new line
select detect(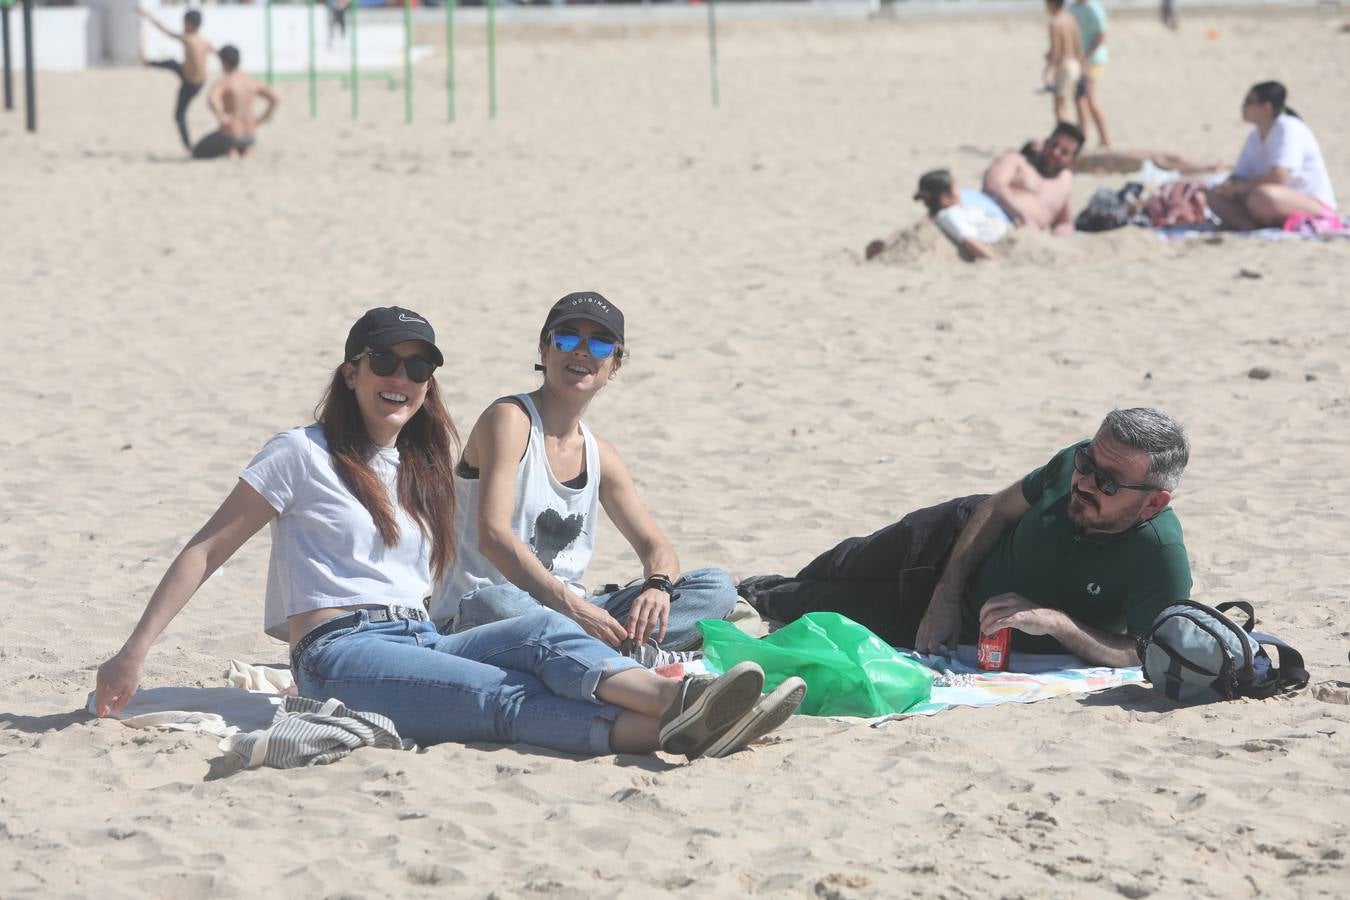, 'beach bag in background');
1074,182,1145,232
1144,179,1210,227
698,612,933,717
1136,600,1309,703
